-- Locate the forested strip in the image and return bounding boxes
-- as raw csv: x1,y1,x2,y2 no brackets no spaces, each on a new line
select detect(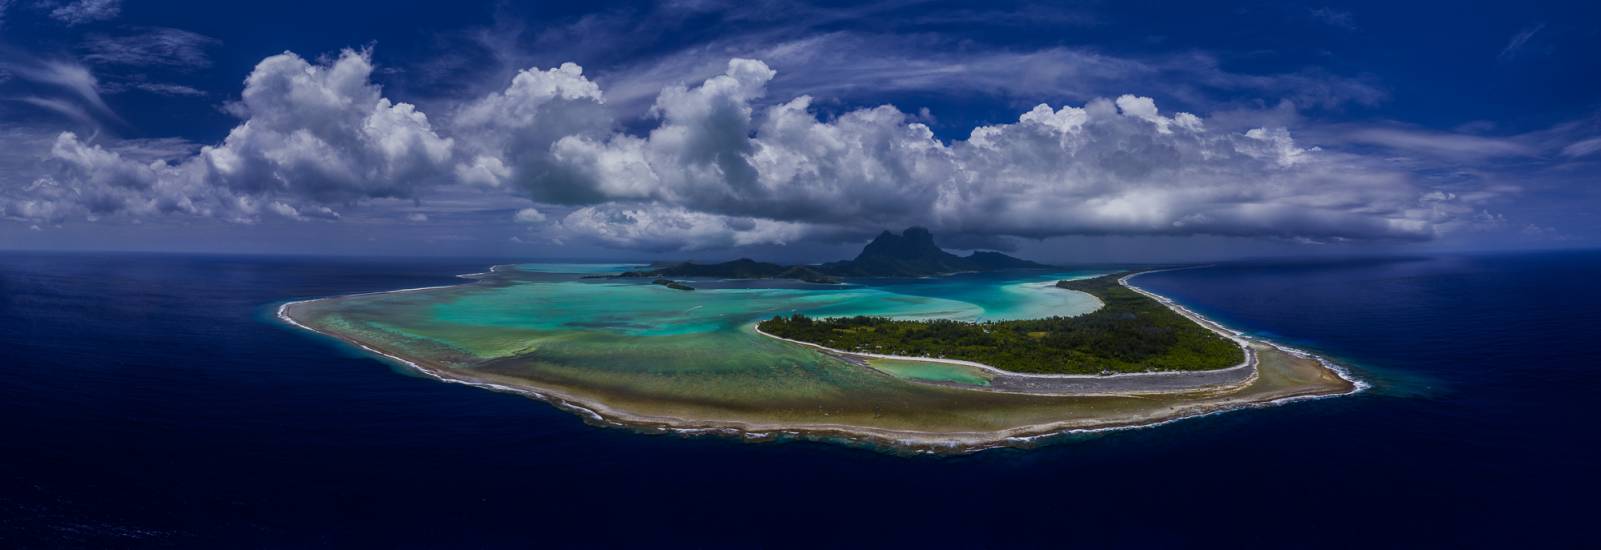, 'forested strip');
758,274,1243,375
